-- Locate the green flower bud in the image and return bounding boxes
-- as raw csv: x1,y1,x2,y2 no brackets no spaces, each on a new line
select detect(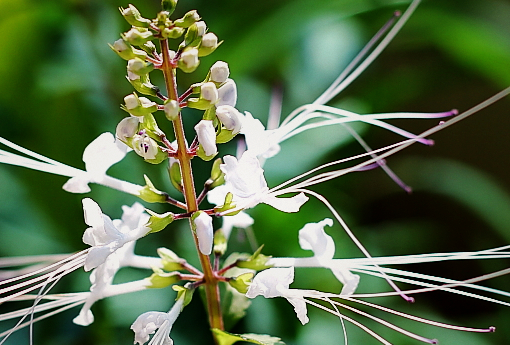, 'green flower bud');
157,247,186,271
161,0,178,15
147,269,181,289
237,245,273,271
119,5,152,28
123,27,154,46
178,48,200,73
127,74,160,97
127,58,154,77
164,99,180,120
162,26,185,39
140,113,165,139
109,39,147,61
145,209,174,234
141,41,158,55
228,272,254,294
213,228,227,256
121,93,158,116
209,158,225,189
174,10,200,28
138,175,169,203
184,23,200,47
198,33,220,57
168,158,183,193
